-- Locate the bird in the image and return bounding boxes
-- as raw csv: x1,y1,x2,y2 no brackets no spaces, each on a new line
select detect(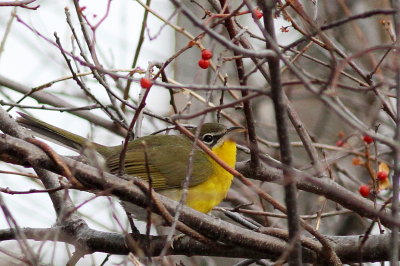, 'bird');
17,113,244,214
